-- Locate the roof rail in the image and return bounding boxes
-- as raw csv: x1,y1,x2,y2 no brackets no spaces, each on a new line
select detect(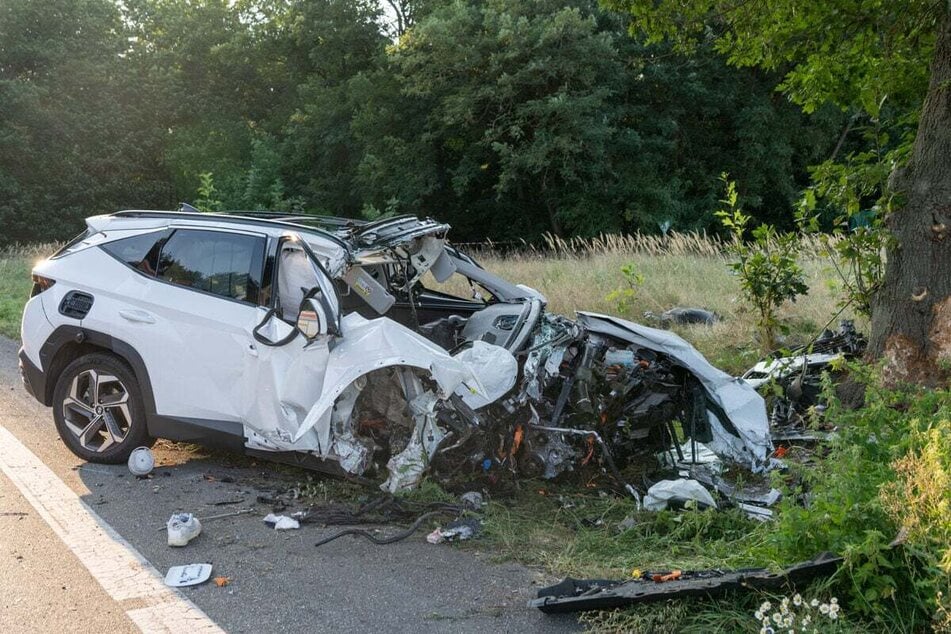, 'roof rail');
217,210,370,228
109,210,351,249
